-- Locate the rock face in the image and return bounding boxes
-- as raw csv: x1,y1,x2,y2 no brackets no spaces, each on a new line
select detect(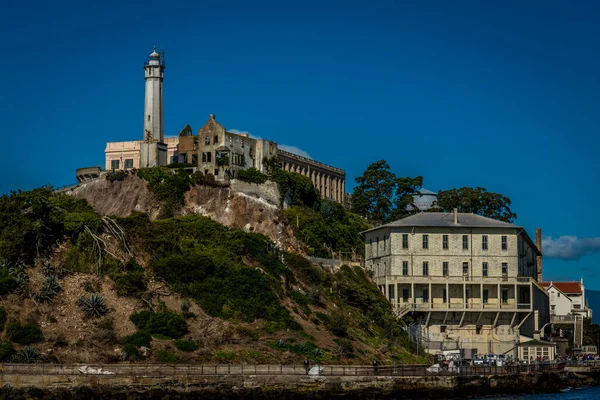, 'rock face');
68,175,160,218
69,175,297,251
